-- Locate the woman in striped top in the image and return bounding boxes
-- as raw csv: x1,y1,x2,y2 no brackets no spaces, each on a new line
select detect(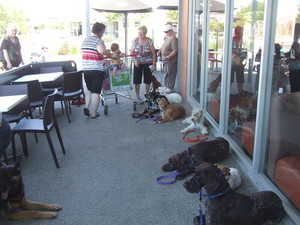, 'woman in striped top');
81,22,115,118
